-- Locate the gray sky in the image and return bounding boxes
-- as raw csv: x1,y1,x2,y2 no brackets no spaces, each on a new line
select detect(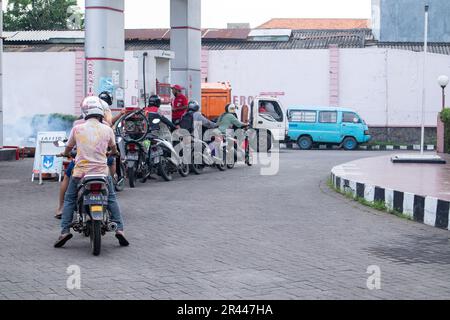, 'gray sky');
2,0,372,29
76,0,372,29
